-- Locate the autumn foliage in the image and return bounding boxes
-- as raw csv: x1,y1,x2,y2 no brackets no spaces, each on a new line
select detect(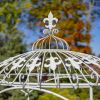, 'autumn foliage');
30,0,92,53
